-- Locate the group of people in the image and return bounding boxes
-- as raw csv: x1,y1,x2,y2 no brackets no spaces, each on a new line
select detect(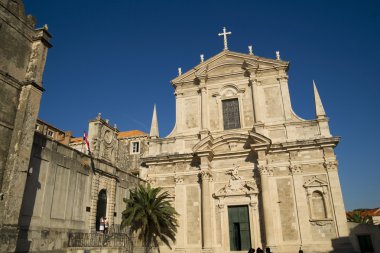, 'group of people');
248,247,271,253
99,216,109,234
248,247,304,253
